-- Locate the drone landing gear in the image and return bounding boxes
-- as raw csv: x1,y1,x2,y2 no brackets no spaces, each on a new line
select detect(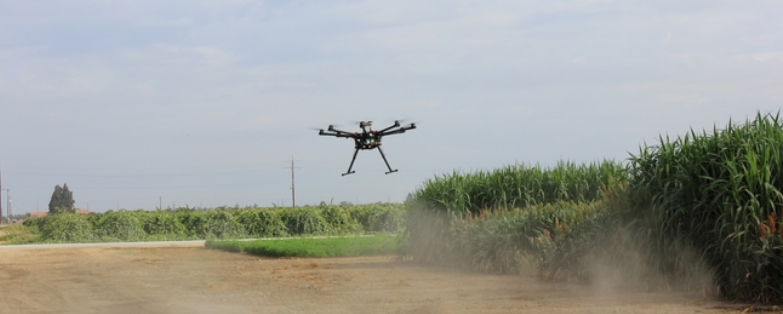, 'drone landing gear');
377,146,398,175
341,146,398,176
342,149,359,176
